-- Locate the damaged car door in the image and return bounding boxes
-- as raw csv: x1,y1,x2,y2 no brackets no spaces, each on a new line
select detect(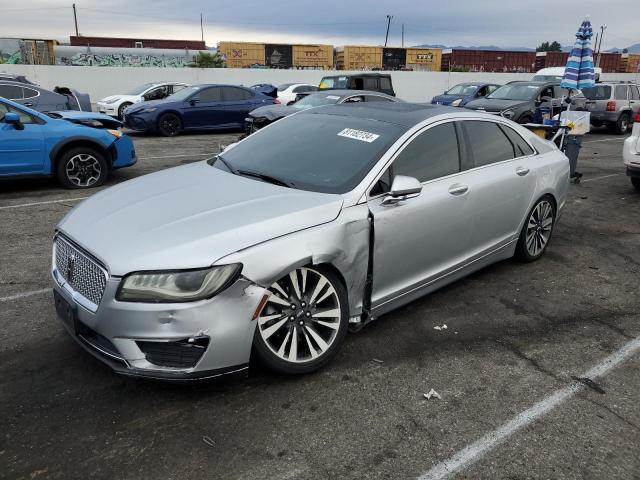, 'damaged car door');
367,120,473,312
